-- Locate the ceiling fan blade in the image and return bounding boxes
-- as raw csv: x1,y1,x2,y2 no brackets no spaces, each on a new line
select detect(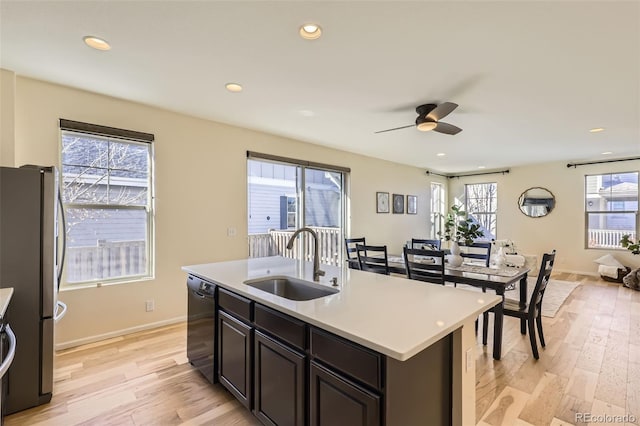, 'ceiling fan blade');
426,102,458,121
374,124,416,134
433,122,462,135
